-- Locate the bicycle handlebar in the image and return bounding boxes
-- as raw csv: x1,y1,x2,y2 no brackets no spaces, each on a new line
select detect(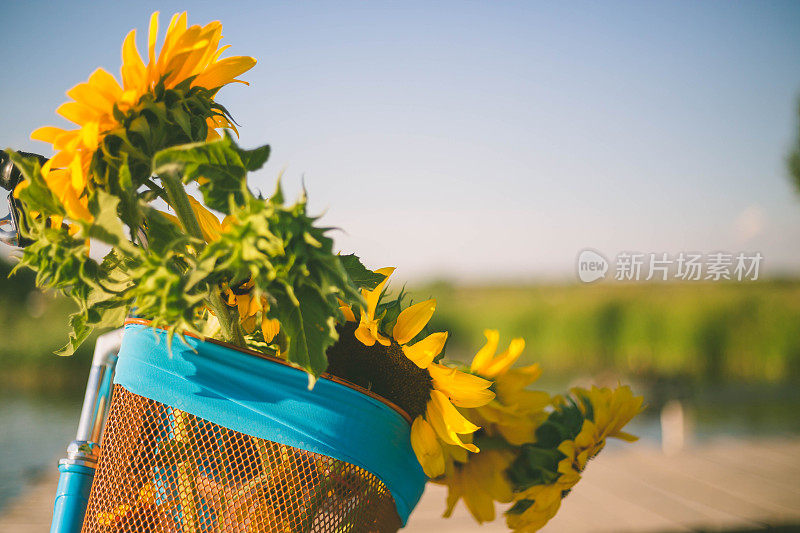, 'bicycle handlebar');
1,150,48,191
